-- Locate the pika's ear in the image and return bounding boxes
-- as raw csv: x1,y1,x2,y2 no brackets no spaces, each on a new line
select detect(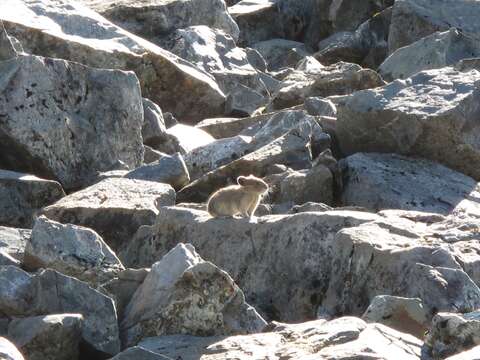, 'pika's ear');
237,176,247,185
